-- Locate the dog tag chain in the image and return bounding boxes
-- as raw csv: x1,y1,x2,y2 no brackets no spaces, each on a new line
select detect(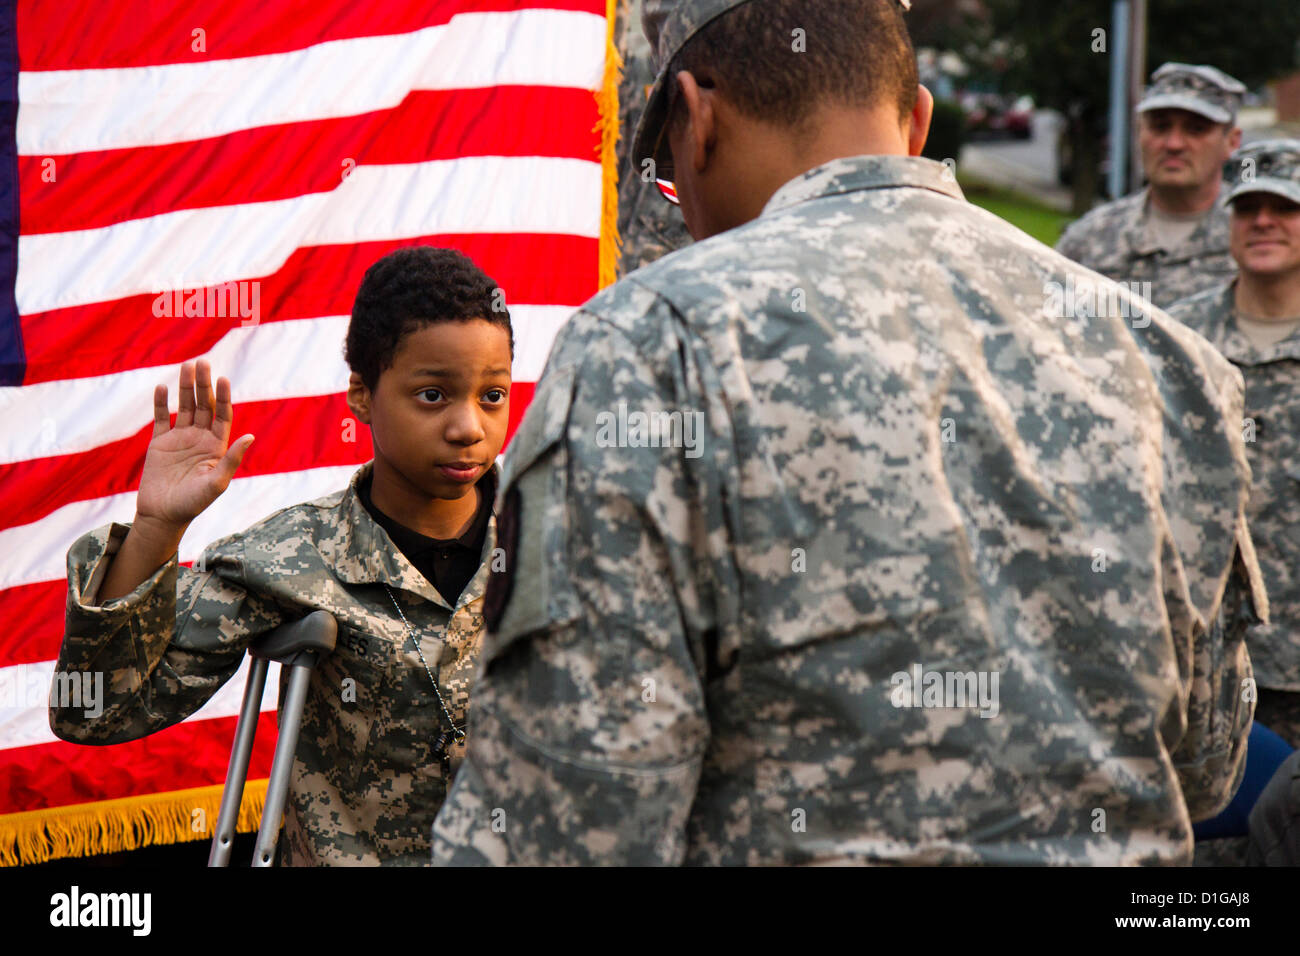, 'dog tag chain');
383,585,466,773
